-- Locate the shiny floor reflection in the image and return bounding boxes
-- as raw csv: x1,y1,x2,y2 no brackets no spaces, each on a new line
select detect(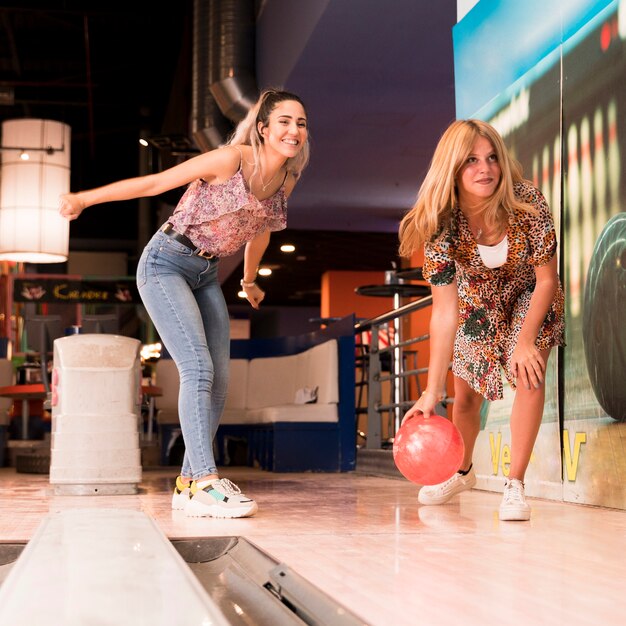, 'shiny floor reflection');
0,466,623,626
